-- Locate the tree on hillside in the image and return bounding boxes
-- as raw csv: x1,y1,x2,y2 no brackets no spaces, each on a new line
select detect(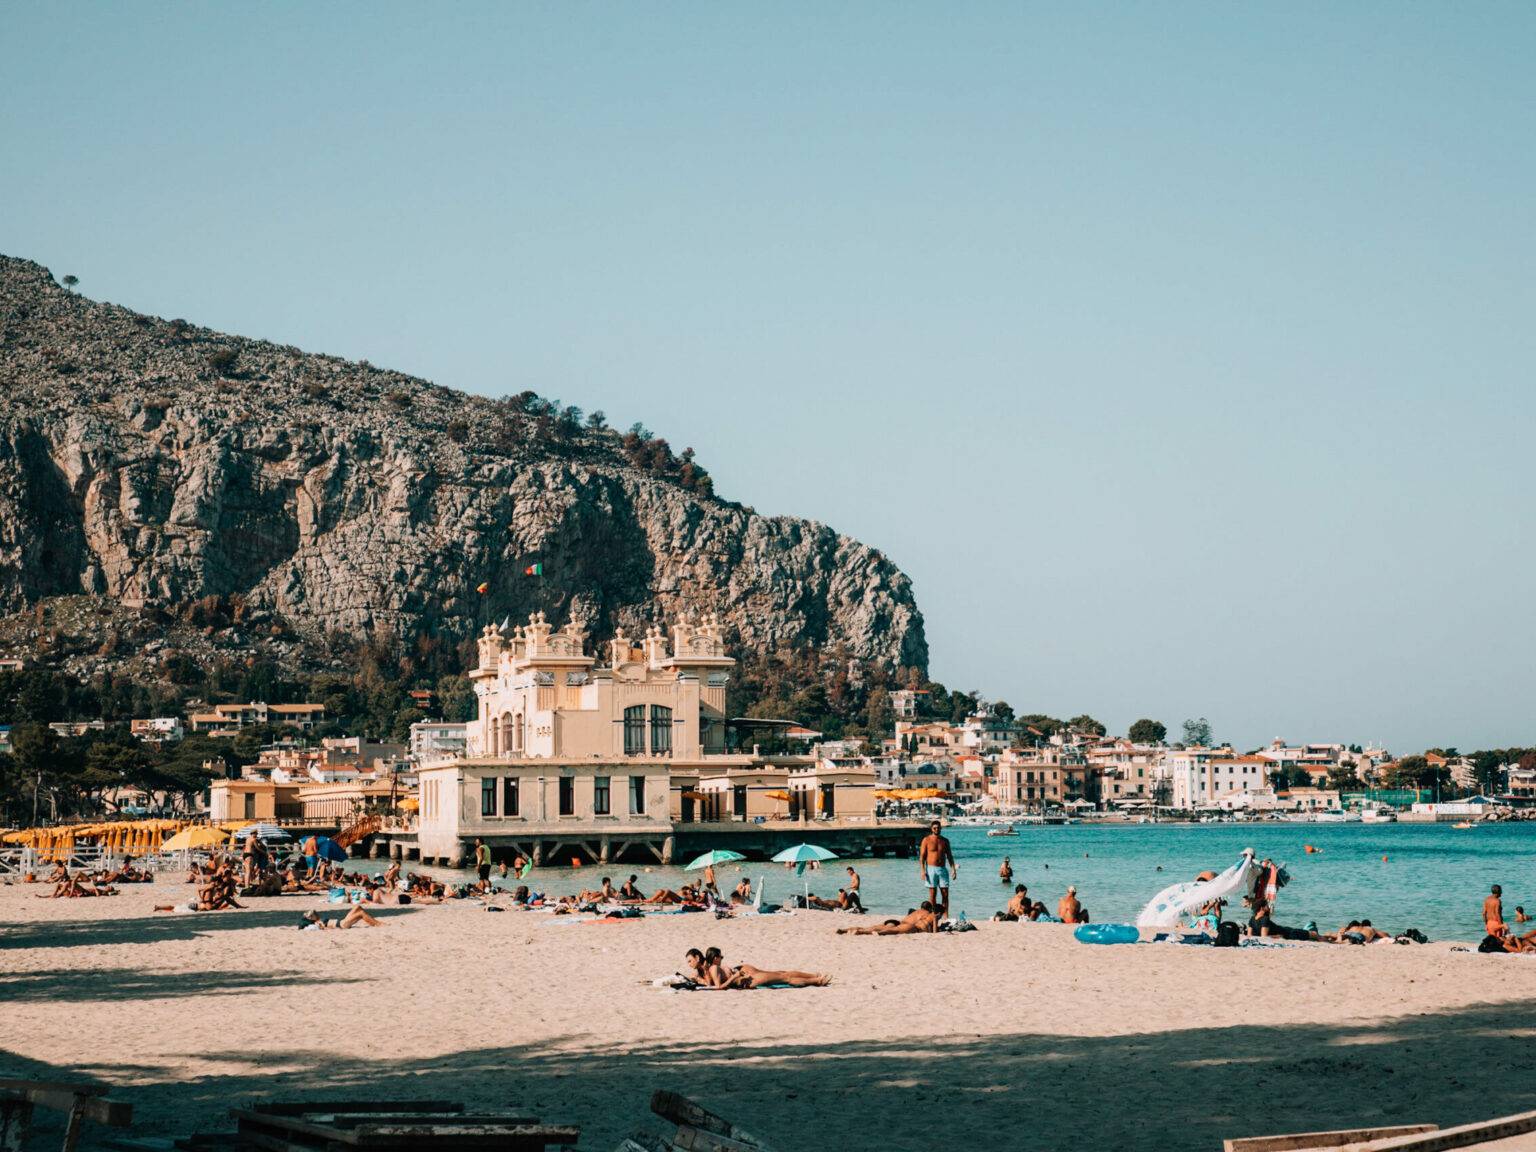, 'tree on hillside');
1067,714,1106,737
1182,717,1214,747
1387,755,1432,789
1128,718,1167,744
1470,750,1506,791
61,274,78,292
1015,715,1063,744
10,722,62,823
1269,764,1312,791
1326,762,1363,791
